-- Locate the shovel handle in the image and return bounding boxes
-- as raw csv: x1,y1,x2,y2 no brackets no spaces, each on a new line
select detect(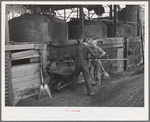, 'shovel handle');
39,66,44,84
97,59,106,72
